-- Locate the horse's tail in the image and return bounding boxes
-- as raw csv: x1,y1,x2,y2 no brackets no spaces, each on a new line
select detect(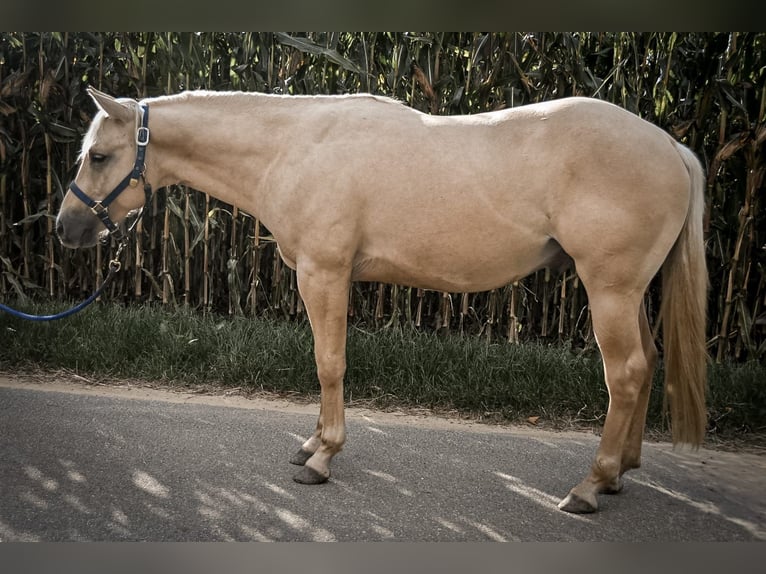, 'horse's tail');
660,142,708,446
